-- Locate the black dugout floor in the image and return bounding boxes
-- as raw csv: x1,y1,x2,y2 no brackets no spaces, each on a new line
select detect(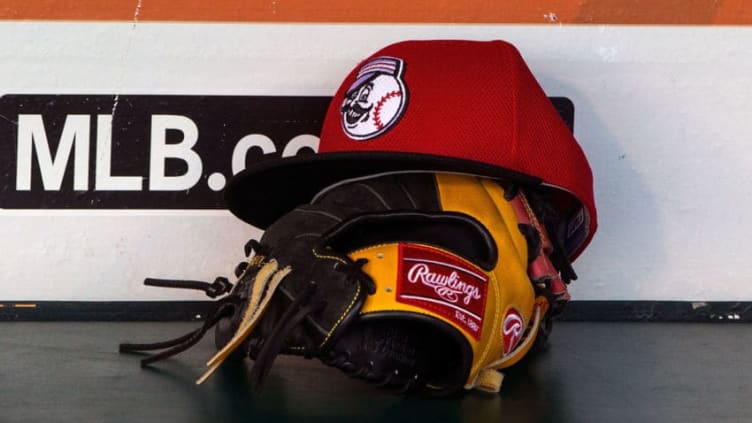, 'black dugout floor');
2,322,749,422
